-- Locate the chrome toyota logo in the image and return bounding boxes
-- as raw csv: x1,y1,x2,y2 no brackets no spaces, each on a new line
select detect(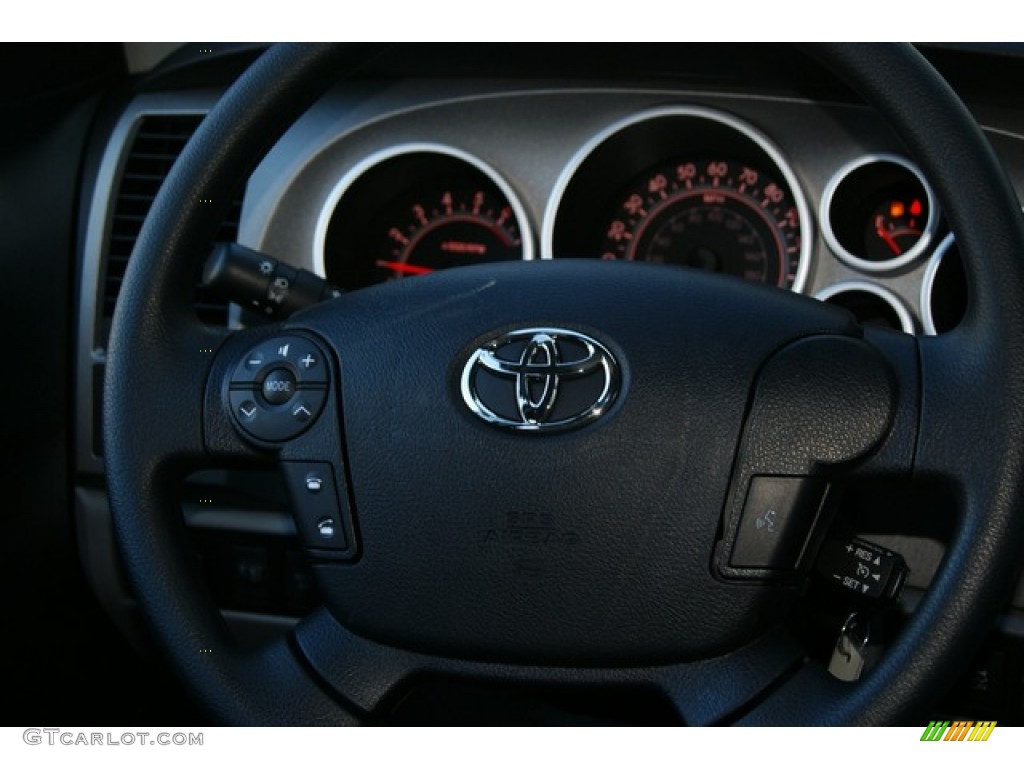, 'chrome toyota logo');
460,328,619,431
